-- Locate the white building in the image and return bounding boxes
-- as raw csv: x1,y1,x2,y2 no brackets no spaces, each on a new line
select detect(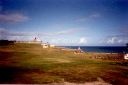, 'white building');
50,44,55,48
41,43,49,48
41,43,55,48
124,54,128,60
